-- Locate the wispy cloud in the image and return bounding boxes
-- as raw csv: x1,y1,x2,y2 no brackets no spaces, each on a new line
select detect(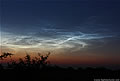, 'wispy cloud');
1,28,115,53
